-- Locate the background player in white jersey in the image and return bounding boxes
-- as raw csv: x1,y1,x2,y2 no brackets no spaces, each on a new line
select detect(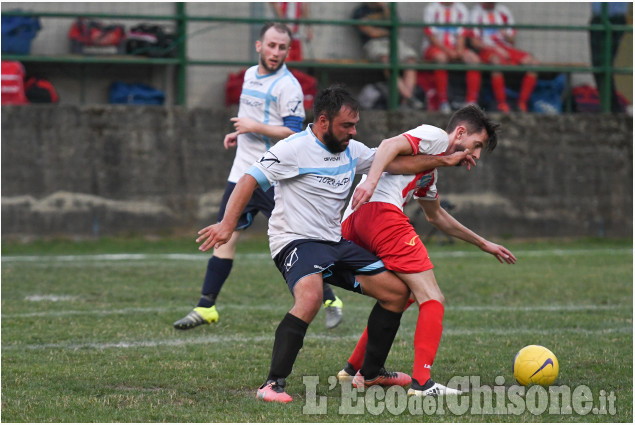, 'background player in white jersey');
196,85,466,403
174,22,344,331
336,105,516,396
